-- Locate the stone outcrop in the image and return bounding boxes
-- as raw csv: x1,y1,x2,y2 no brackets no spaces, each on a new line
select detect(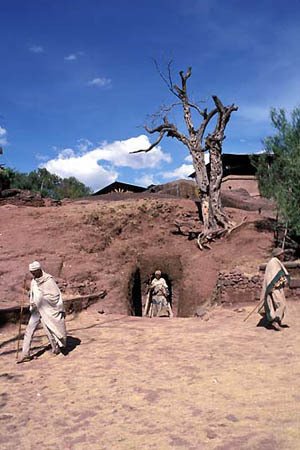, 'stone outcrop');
0,189,61,207
147,179,197,199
